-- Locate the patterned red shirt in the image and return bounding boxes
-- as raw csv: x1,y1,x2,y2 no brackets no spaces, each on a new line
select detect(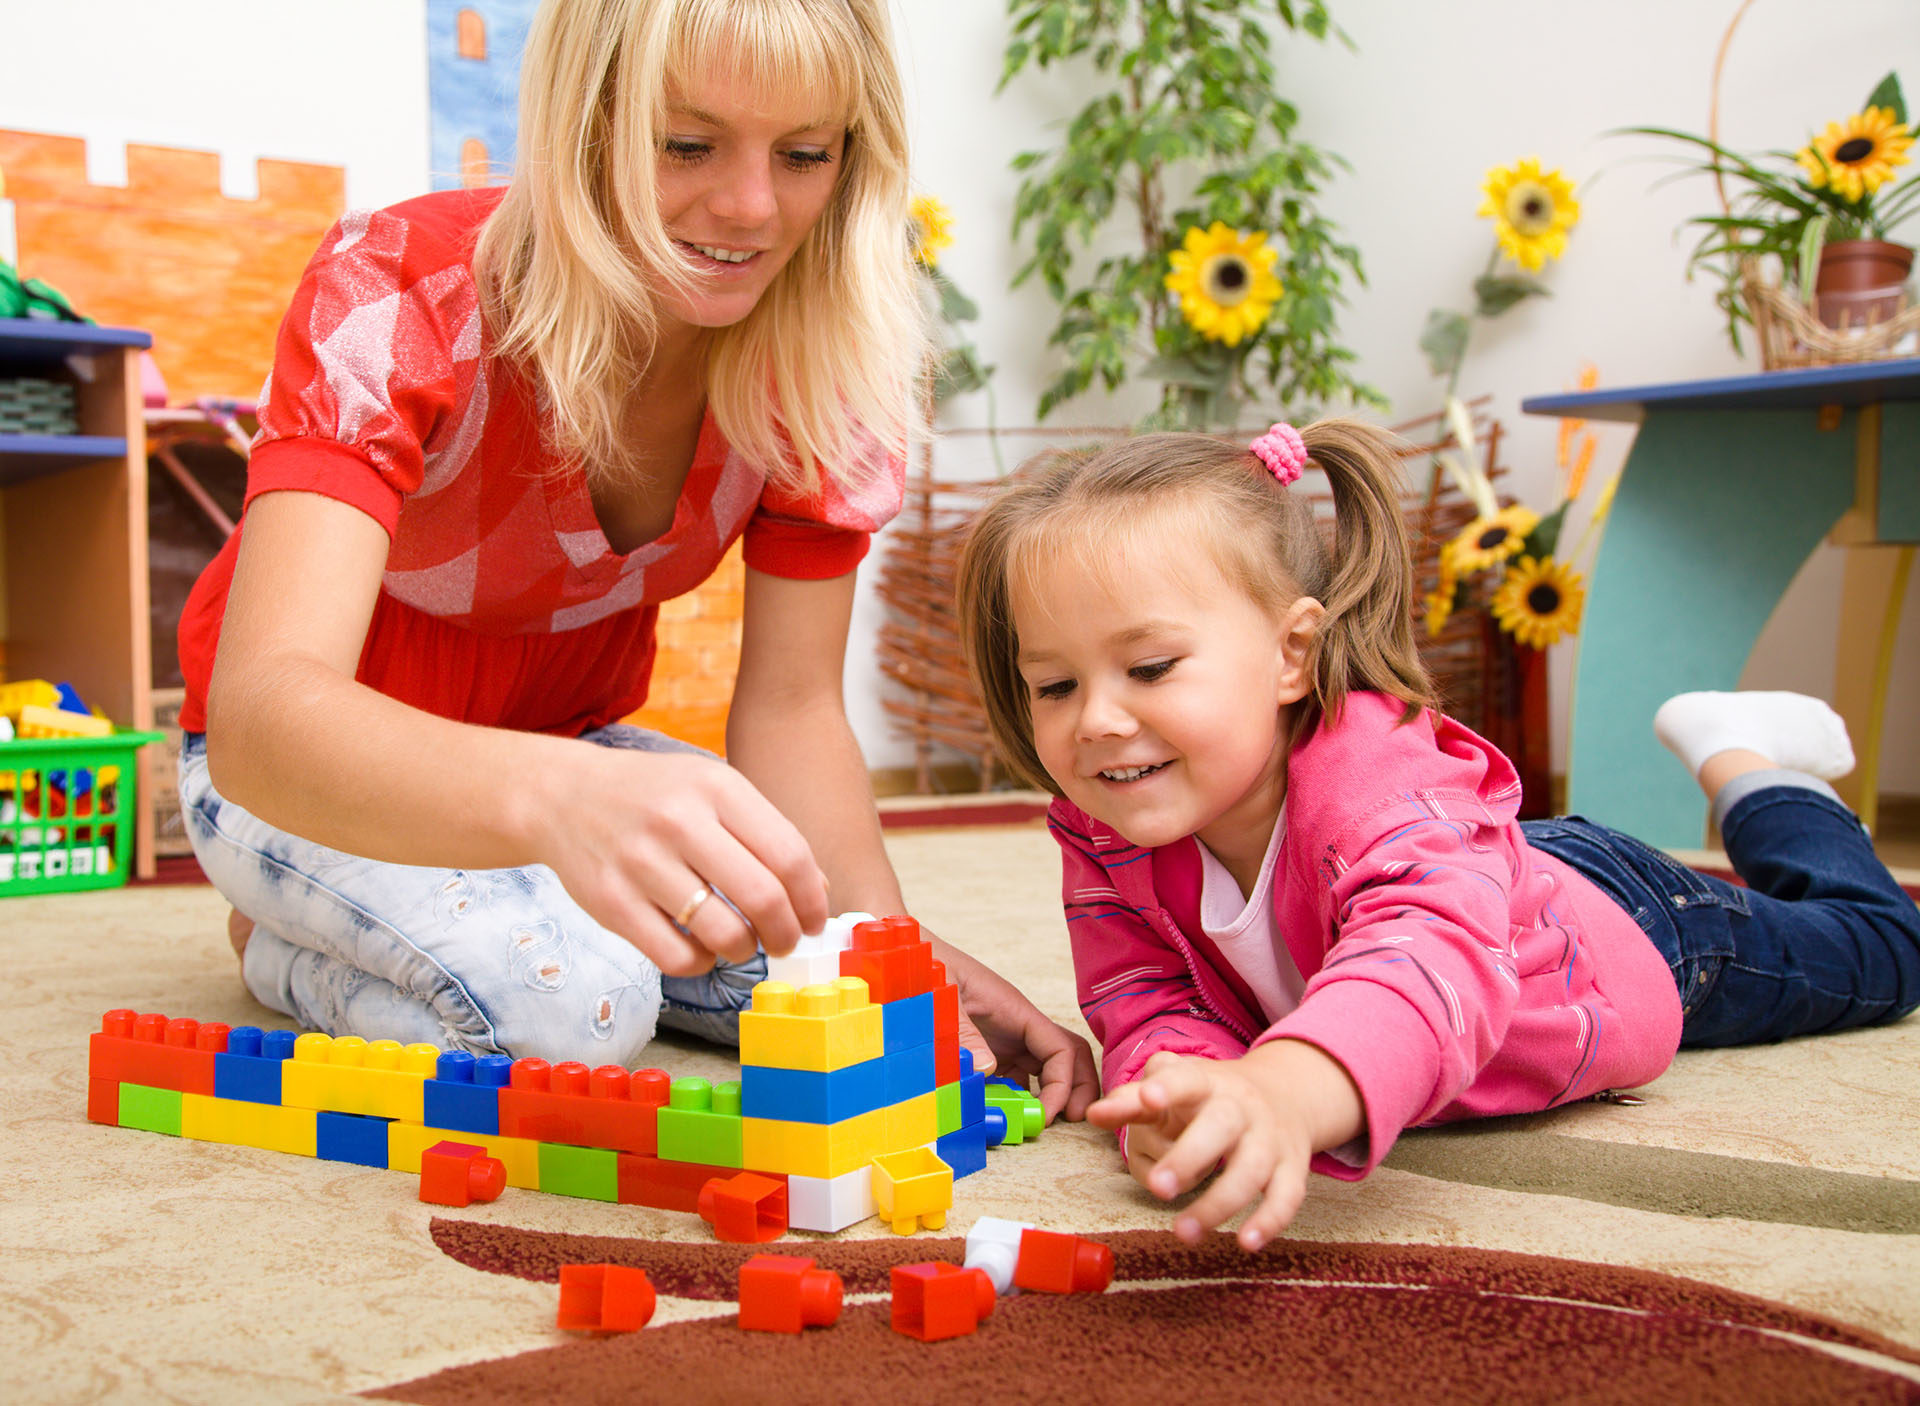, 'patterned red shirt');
179,188,902,736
